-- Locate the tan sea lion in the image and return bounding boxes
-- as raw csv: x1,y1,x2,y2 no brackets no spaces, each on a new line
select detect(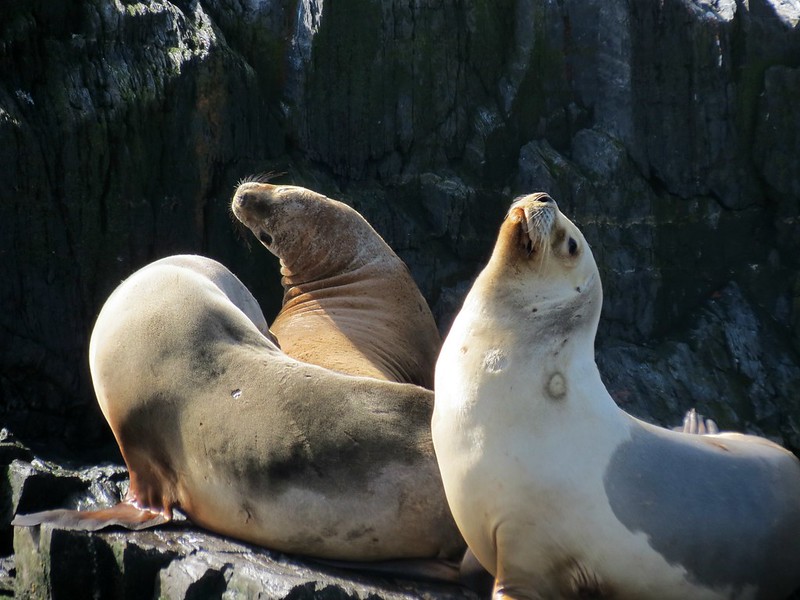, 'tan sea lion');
231,180,440,389
432,193,800,599
14,255,464,562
